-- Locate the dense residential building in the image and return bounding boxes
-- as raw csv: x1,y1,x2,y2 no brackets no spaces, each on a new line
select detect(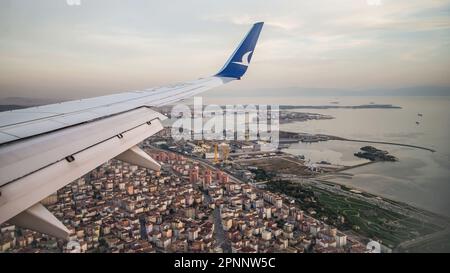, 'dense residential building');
0,144,366,253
